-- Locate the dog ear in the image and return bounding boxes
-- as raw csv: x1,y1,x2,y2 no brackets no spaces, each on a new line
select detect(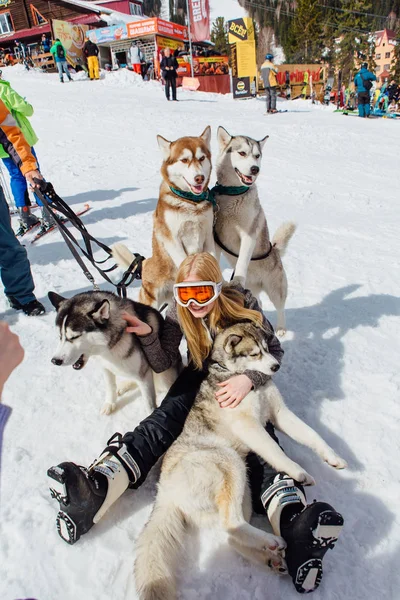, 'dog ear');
90,299,110,324
258,135,269,150
217,126,232,151
157,135,172,161
200,125,211,148
48,291,66,310
224,334,243,354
